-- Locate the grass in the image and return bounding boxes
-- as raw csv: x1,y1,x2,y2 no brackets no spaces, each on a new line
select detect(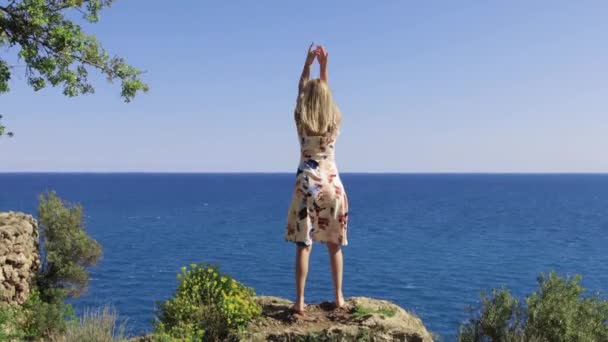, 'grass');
60,305,127,342
352,304,397,318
